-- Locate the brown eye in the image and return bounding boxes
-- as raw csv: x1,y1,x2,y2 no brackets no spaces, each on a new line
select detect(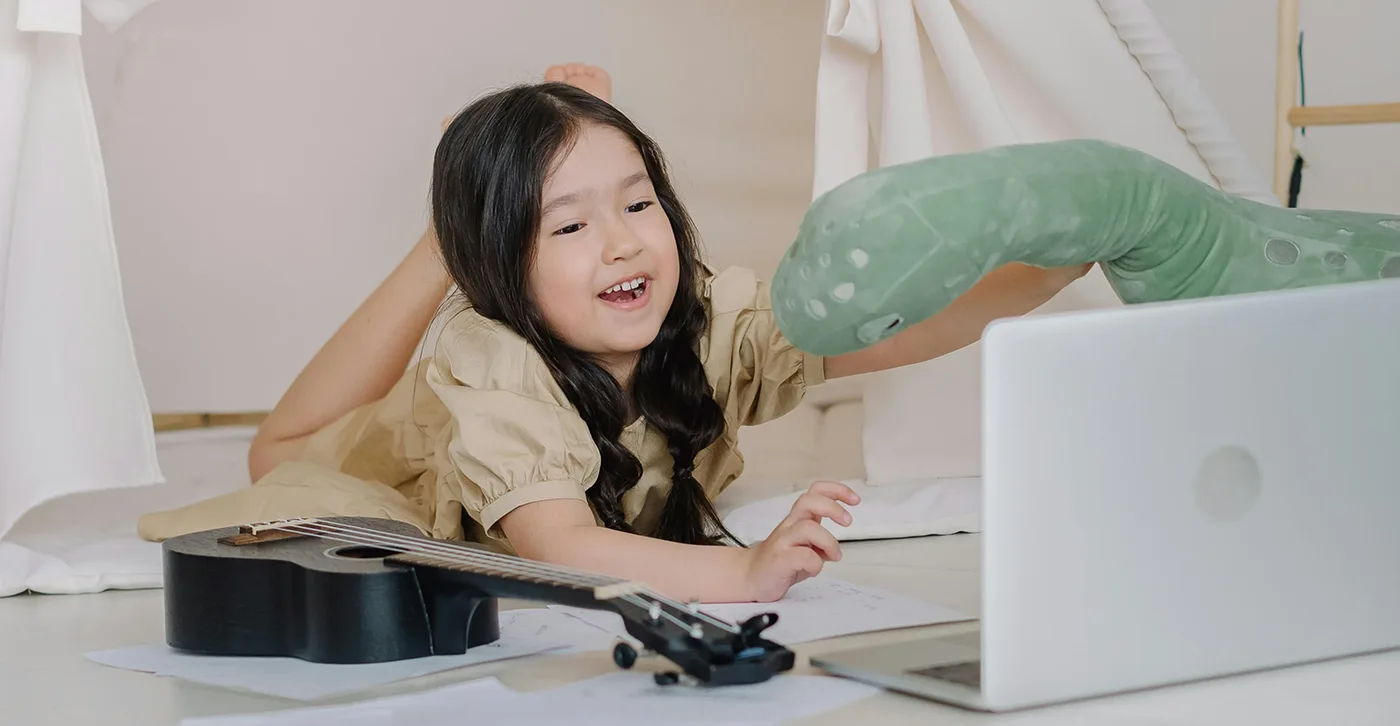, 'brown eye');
626,201,653,213
554,223,584,236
